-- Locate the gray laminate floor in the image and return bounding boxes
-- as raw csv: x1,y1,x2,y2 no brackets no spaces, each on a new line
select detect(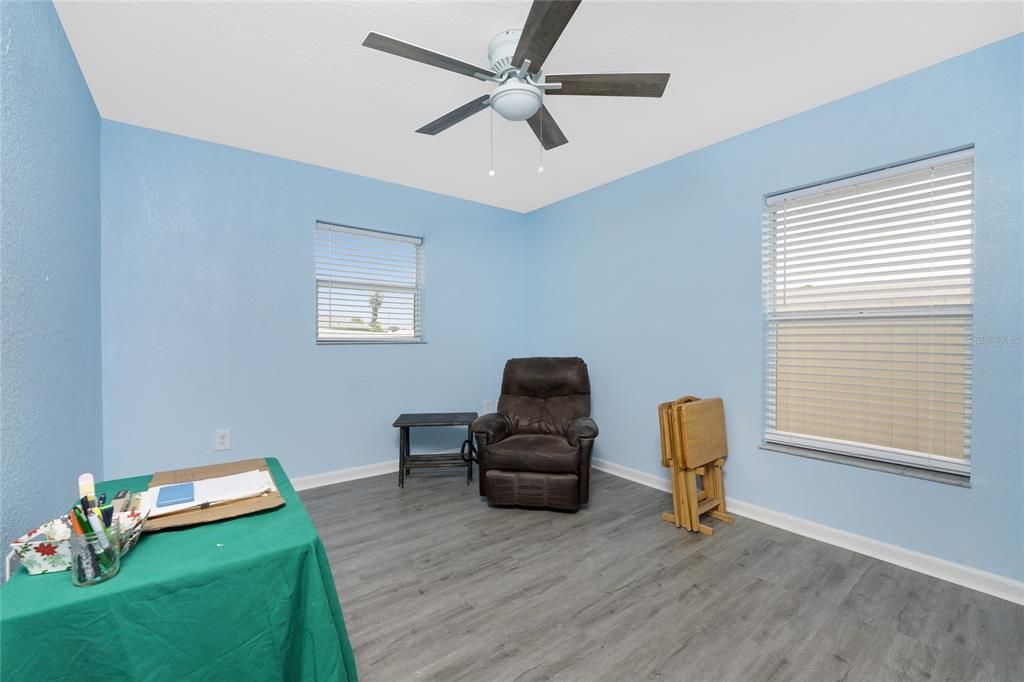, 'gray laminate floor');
300,470,1023,682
